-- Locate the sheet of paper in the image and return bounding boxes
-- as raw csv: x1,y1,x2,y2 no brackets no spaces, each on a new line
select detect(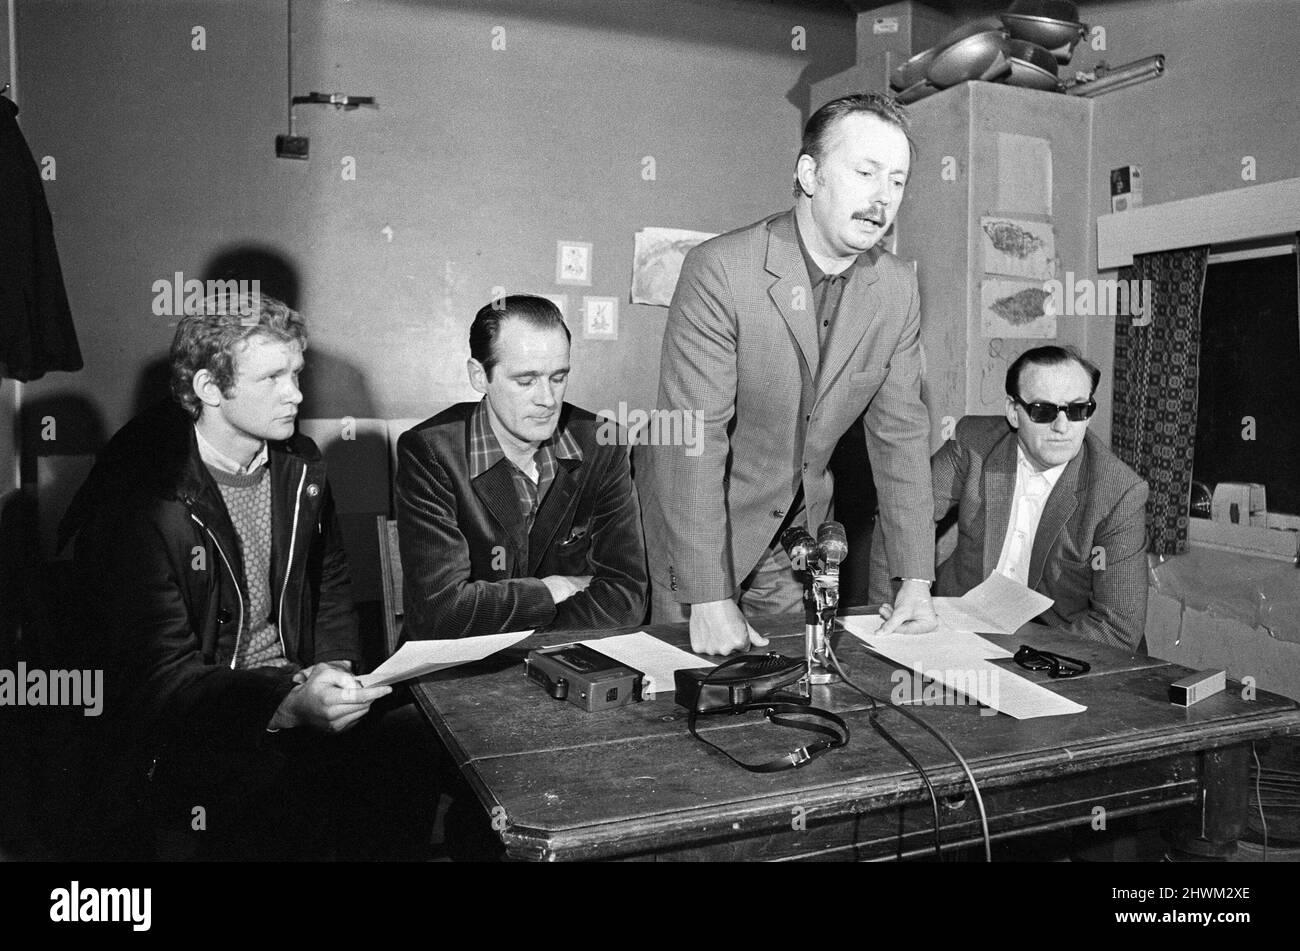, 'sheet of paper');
580,631,714,698
358,630,532,687
932,598,1004,634
996,132,1052,217
974,661,1087,718
956,572,1055,634
840,614,1012,659
892,658,1086,719
842,615,1084,718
